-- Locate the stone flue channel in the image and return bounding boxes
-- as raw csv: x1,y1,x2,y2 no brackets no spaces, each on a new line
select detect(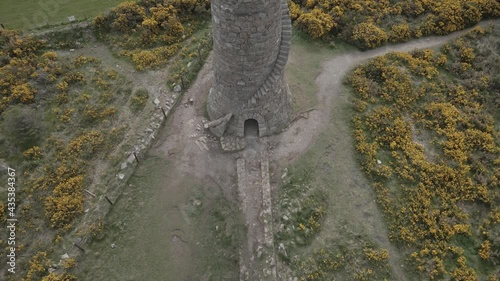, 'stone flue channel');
237,147,277,281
